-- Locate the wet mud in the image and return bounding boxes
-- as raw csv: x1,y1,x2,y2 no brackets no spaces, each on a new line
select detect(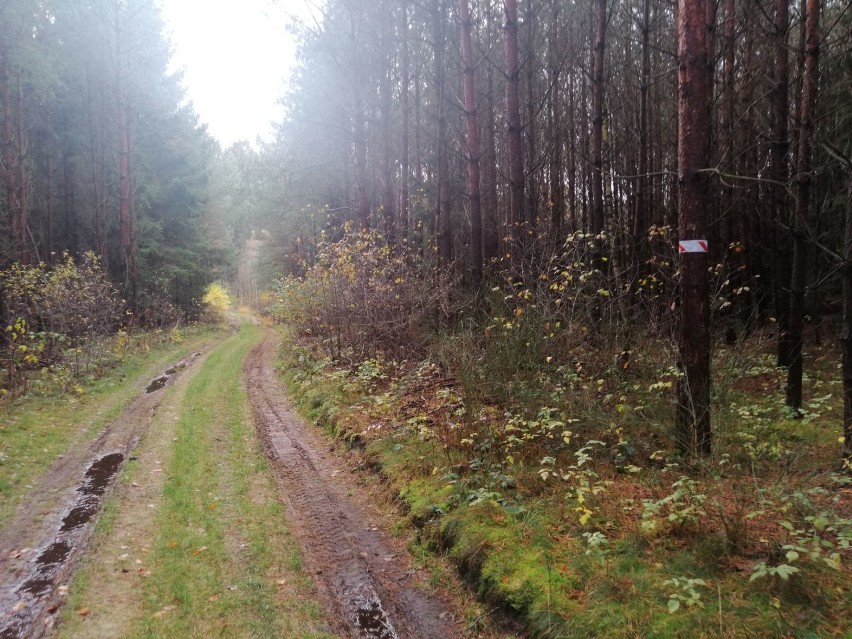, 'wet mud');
0,452,124,638
0,351,204,639
145,353,200,393
244,331,458,639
